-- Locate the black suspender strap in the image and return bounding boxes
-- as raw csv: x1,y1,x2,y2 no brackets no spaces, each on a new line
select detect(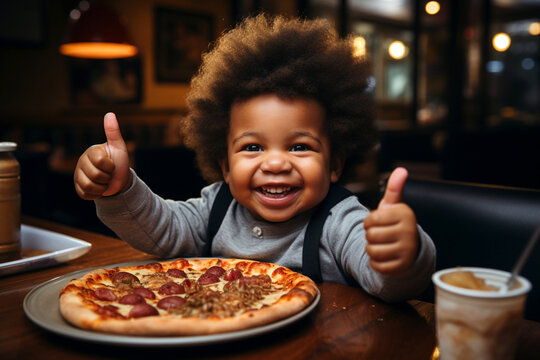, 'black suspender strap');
203,182,233,257
205,182,354,282
302,184,353,283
